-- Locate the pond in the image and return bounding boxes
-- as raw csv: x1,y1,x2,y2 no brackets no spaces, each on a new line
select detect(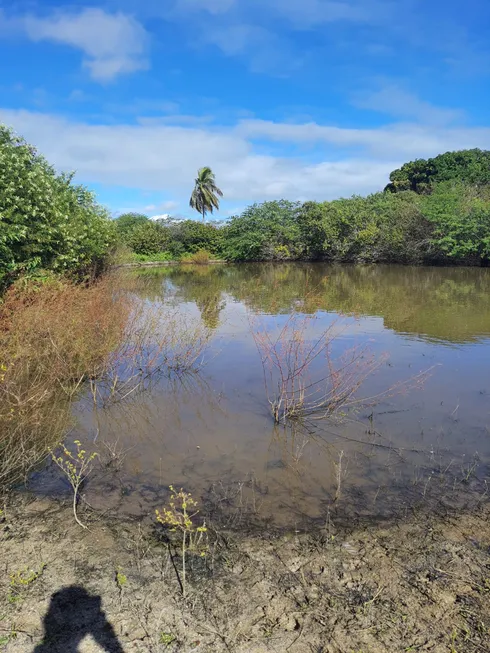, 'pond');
32,263,490,528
